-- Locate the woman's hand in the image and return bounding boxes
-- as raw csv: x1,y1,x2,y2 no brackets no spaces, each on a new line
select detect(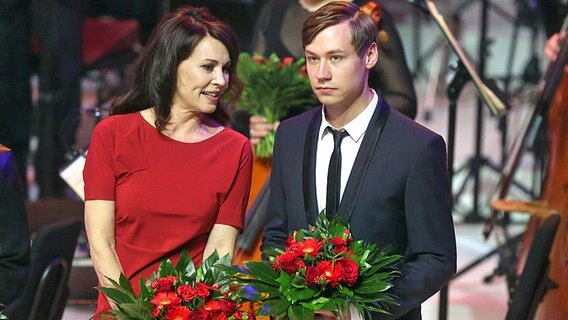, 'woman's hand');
203,224,240,262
